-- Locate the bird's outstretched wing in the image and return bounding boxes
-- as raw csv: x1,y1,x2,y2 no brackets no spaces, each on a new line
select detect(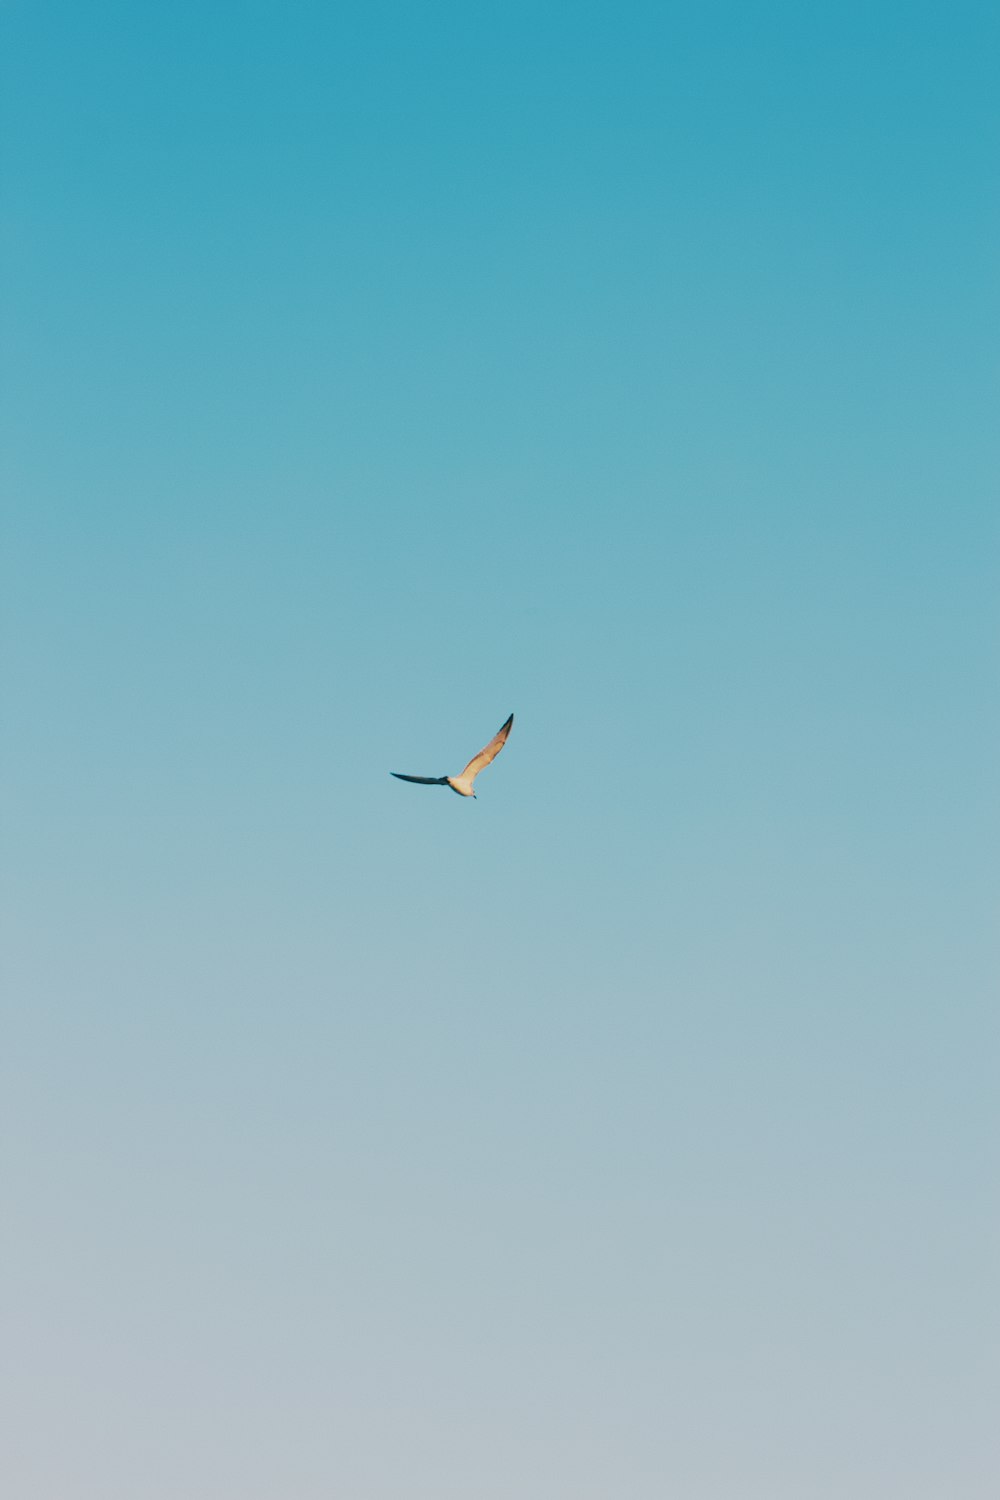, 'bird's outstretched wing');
390,773,449,785
459,713,514,785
